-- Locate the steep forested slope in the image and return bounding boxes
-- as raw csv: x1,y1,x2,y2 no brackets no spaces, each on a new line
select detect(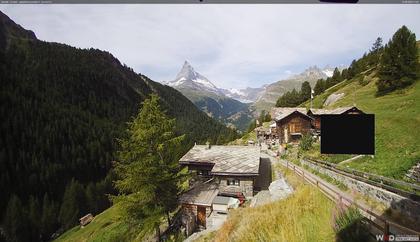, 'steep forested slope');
0,11,237,241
